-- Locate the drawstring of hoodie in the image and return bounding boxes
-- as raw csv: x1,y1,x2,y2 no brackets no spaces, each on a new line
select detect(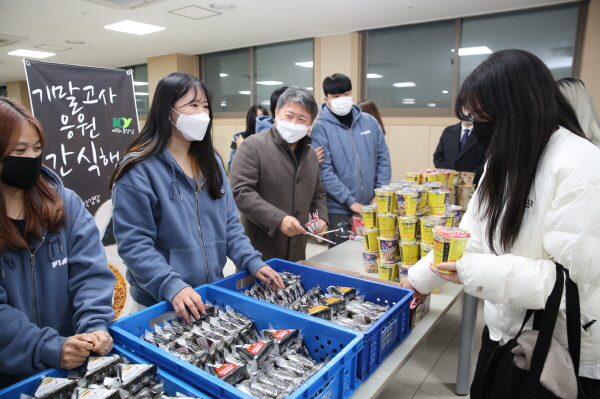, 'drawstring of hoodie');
170,161,183,201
